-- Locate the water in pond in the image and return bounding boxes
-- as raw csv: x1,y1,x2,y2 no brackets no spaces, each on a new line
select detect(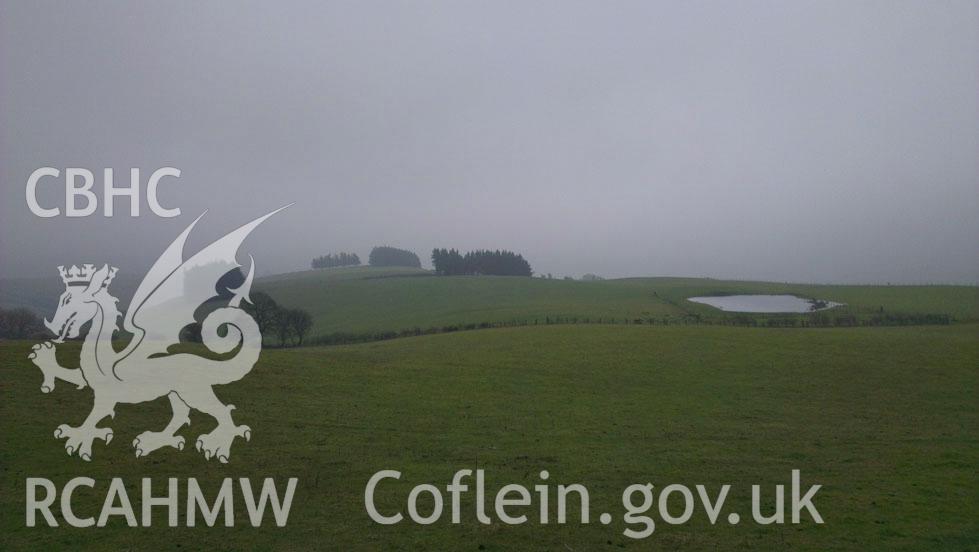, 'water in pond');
687,294,842,313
